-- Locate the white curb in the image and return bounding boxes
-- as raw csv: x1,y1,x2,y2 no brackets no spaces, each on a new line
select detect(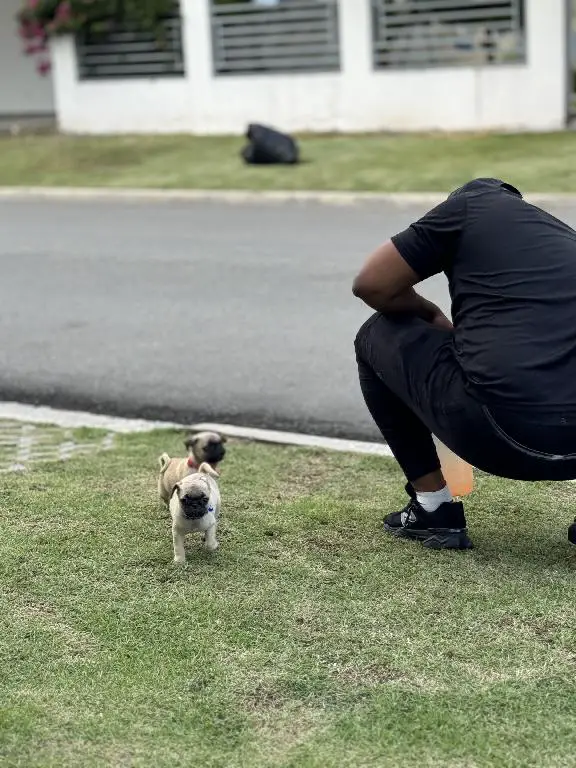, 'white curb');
191,422,393,456
0,186,574,207
0,402,181,434
0,402,392,457
0,187,447,206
